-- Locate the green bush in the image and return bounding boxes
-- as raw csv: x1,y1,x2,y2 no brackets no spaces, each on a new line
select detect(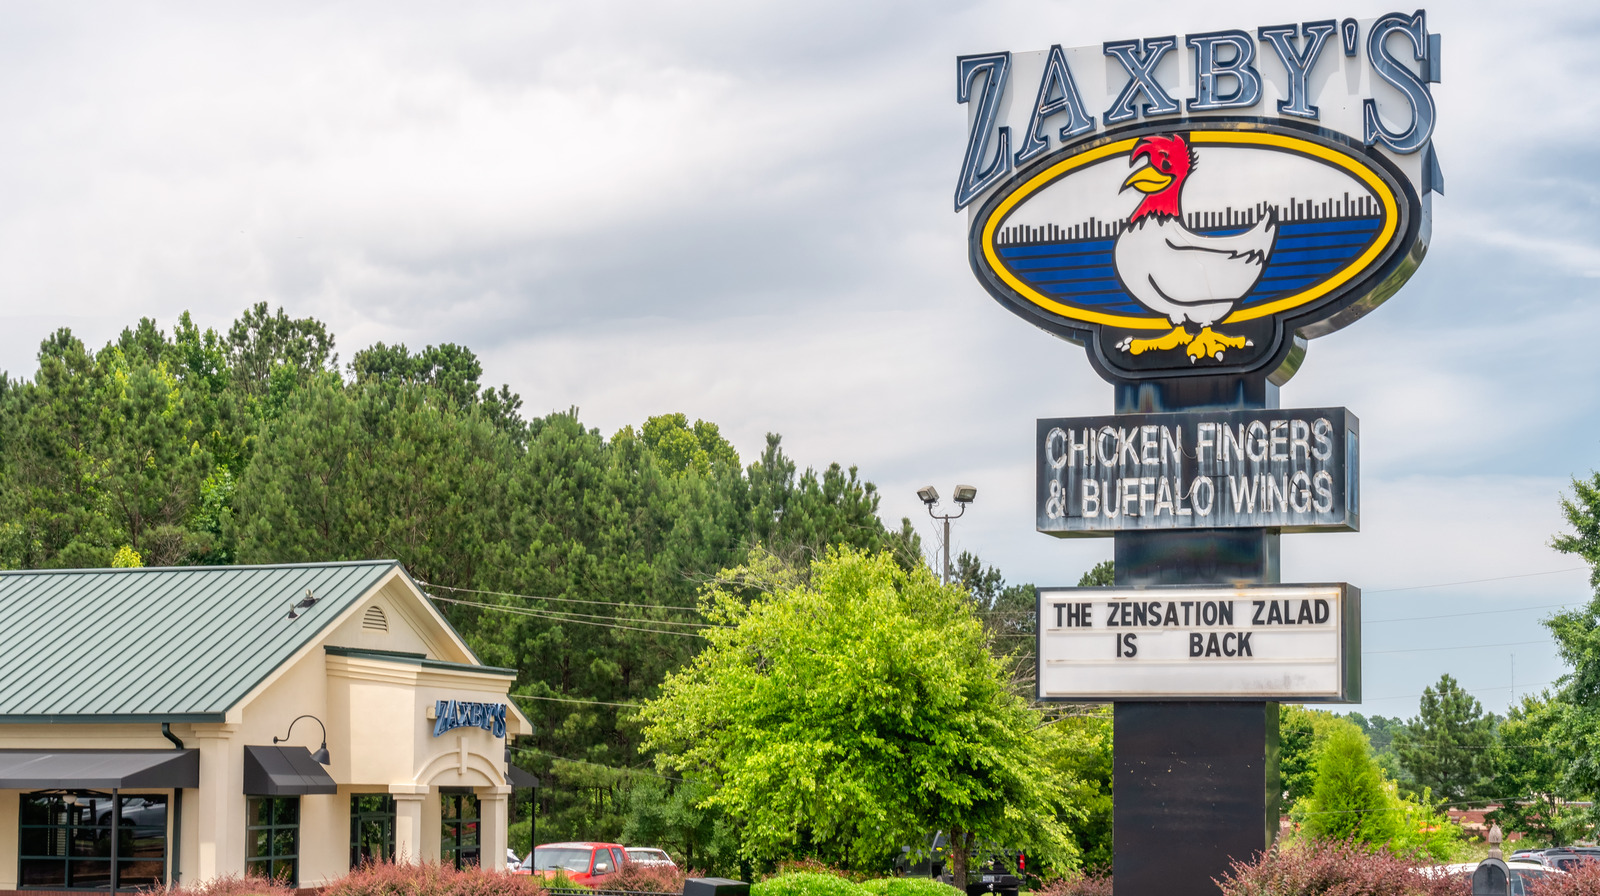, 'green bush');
858,879,963,896
753,872,869,896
